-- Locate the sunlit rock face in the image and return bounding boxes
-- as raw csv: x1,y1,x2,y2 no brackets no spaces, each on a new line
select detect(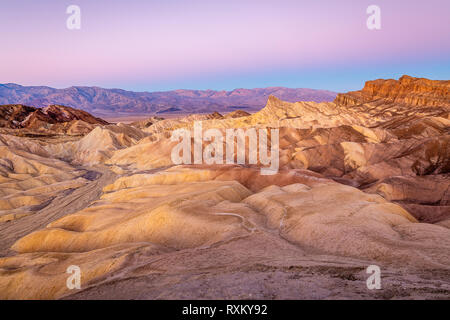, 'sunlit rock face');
335,75,450,108
0,76,449,300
